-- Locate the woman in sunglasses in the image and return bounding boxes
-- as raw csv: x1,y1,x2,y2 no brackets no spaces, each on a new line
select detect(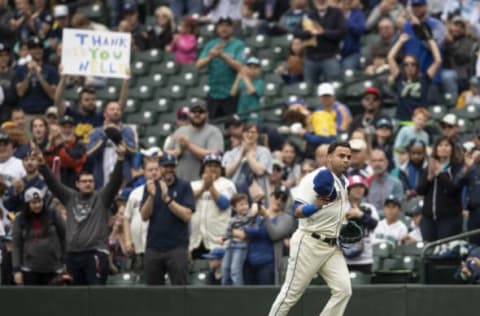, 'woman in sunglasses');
387,32,442,123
